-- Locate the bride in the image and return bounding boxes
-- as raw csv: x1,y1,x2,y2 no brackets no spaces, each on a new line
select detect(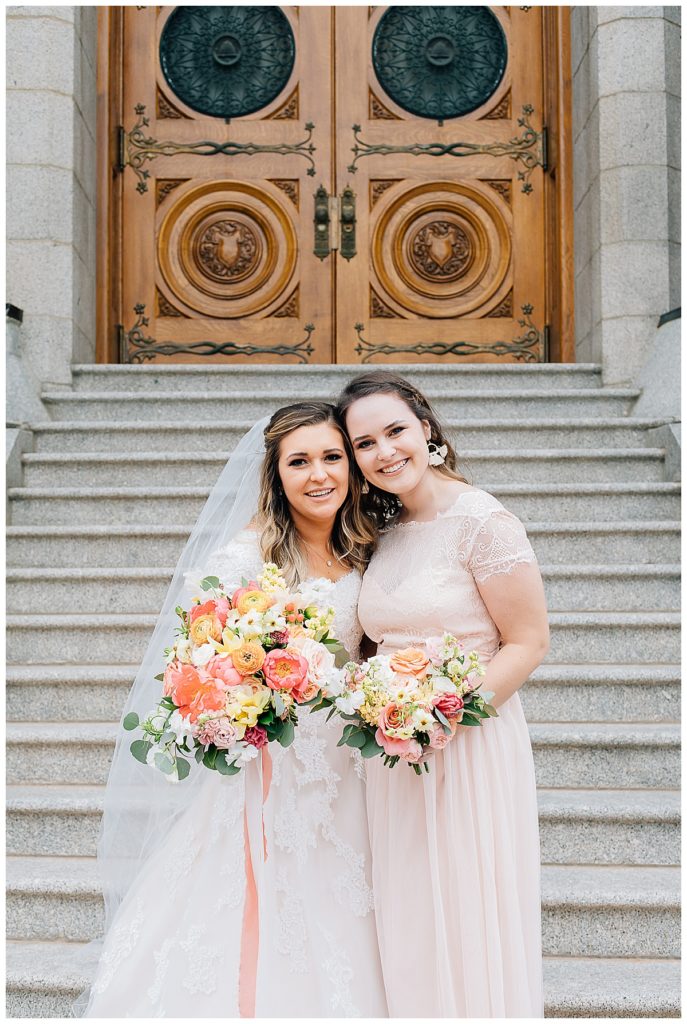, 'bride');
77,402,388,1018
